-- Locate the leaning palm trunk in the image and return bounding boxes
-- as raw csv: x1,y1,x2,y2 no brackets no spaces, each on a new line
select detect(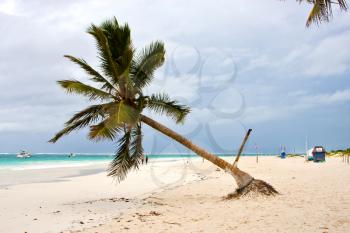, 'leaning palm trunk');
141,114,278,197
